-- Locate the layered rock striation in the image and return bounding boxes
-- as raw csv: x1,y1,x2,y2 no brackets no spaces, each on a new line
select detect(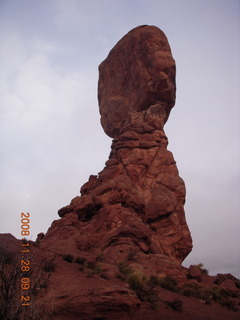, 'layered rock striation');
52,25,192,268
